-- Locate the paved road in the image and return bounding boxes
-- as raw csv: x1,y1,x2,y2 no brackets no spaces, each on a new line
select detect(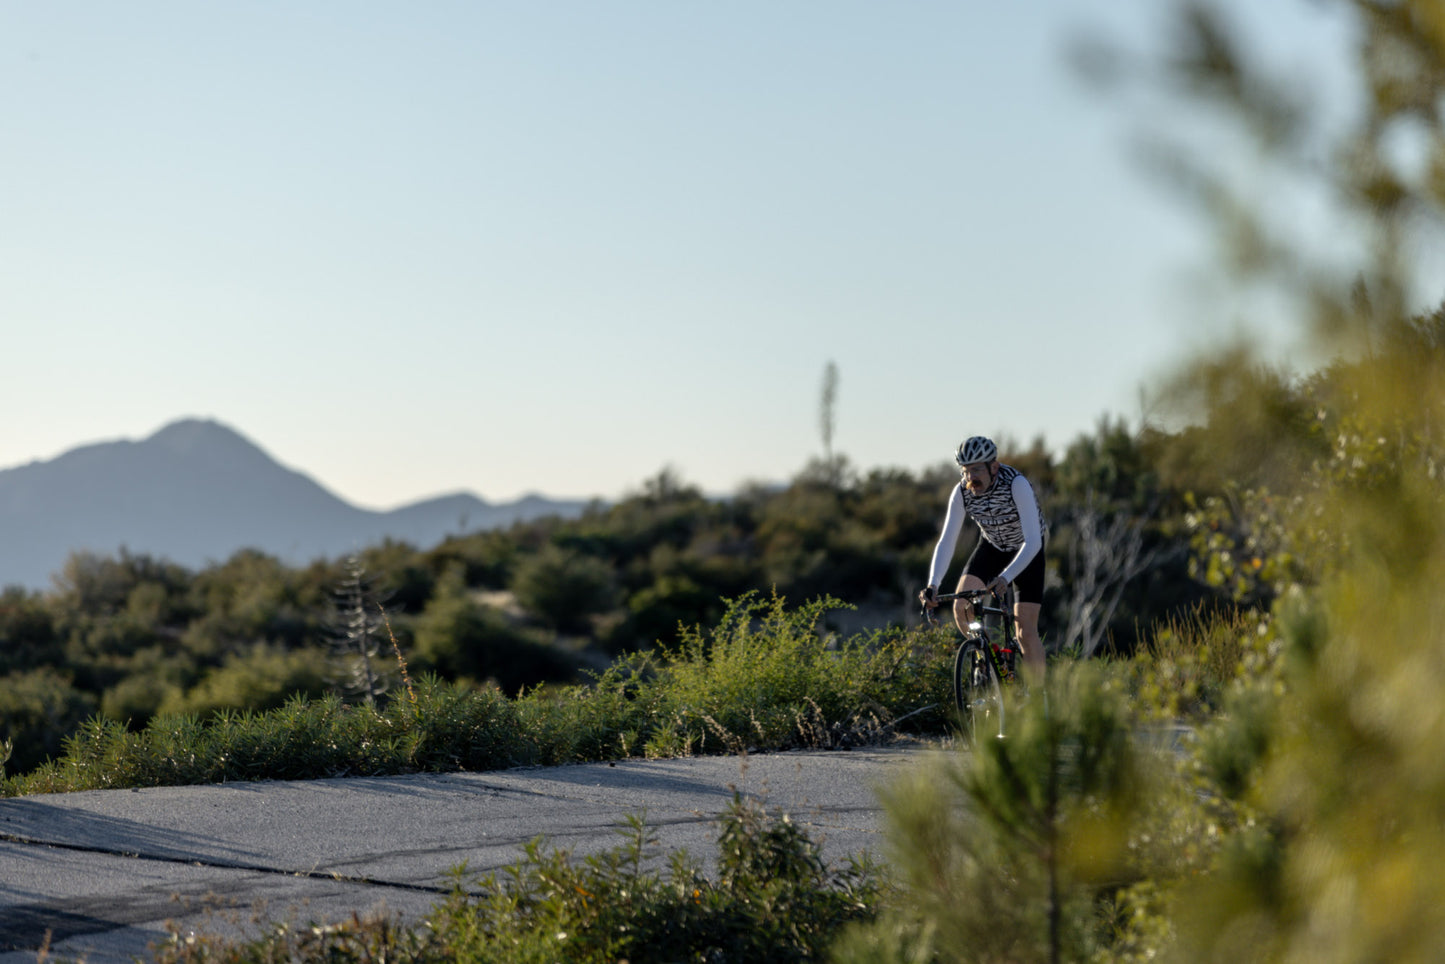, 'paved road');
0,743,932,963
